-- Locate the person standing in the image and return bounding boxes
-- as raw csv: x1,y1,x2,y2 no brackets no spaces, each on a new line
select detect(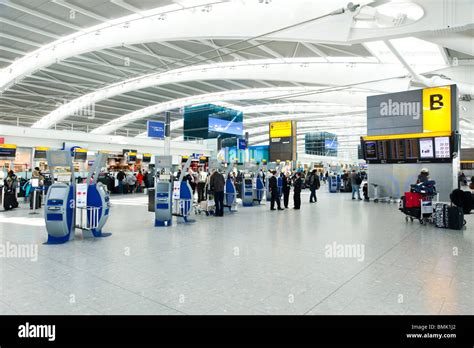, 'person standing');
3,170,18,210
117,170,126,194
350,170,362,200
136,170,143,193
293,172,303,209
30,167,44,209
308,169,320,203
197,168,208,203
209,169,225,217
269,170,283,211
282,172,291,209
